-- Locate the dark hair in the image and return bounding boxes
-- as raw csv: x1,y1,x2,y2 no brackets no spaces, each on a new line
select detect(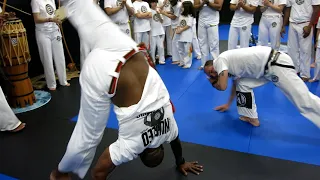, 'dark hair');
181,1,195,17
149,0,158,4
170,0,178,7
204,60,213,67
139,145,164,168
